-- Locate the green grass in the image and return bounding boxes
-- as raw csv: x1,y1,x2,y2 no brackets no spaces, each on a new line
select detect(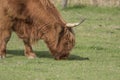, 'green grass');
0,6,120,80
